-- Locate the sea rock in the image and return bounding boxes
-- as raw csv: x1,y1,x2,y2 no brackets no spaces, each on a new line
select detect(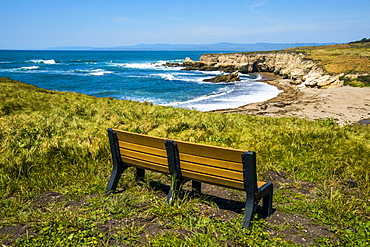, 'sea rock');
203,71,240,83
183,52,343,88
164,62,181,67
165,57,193,67
181,61,207,70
